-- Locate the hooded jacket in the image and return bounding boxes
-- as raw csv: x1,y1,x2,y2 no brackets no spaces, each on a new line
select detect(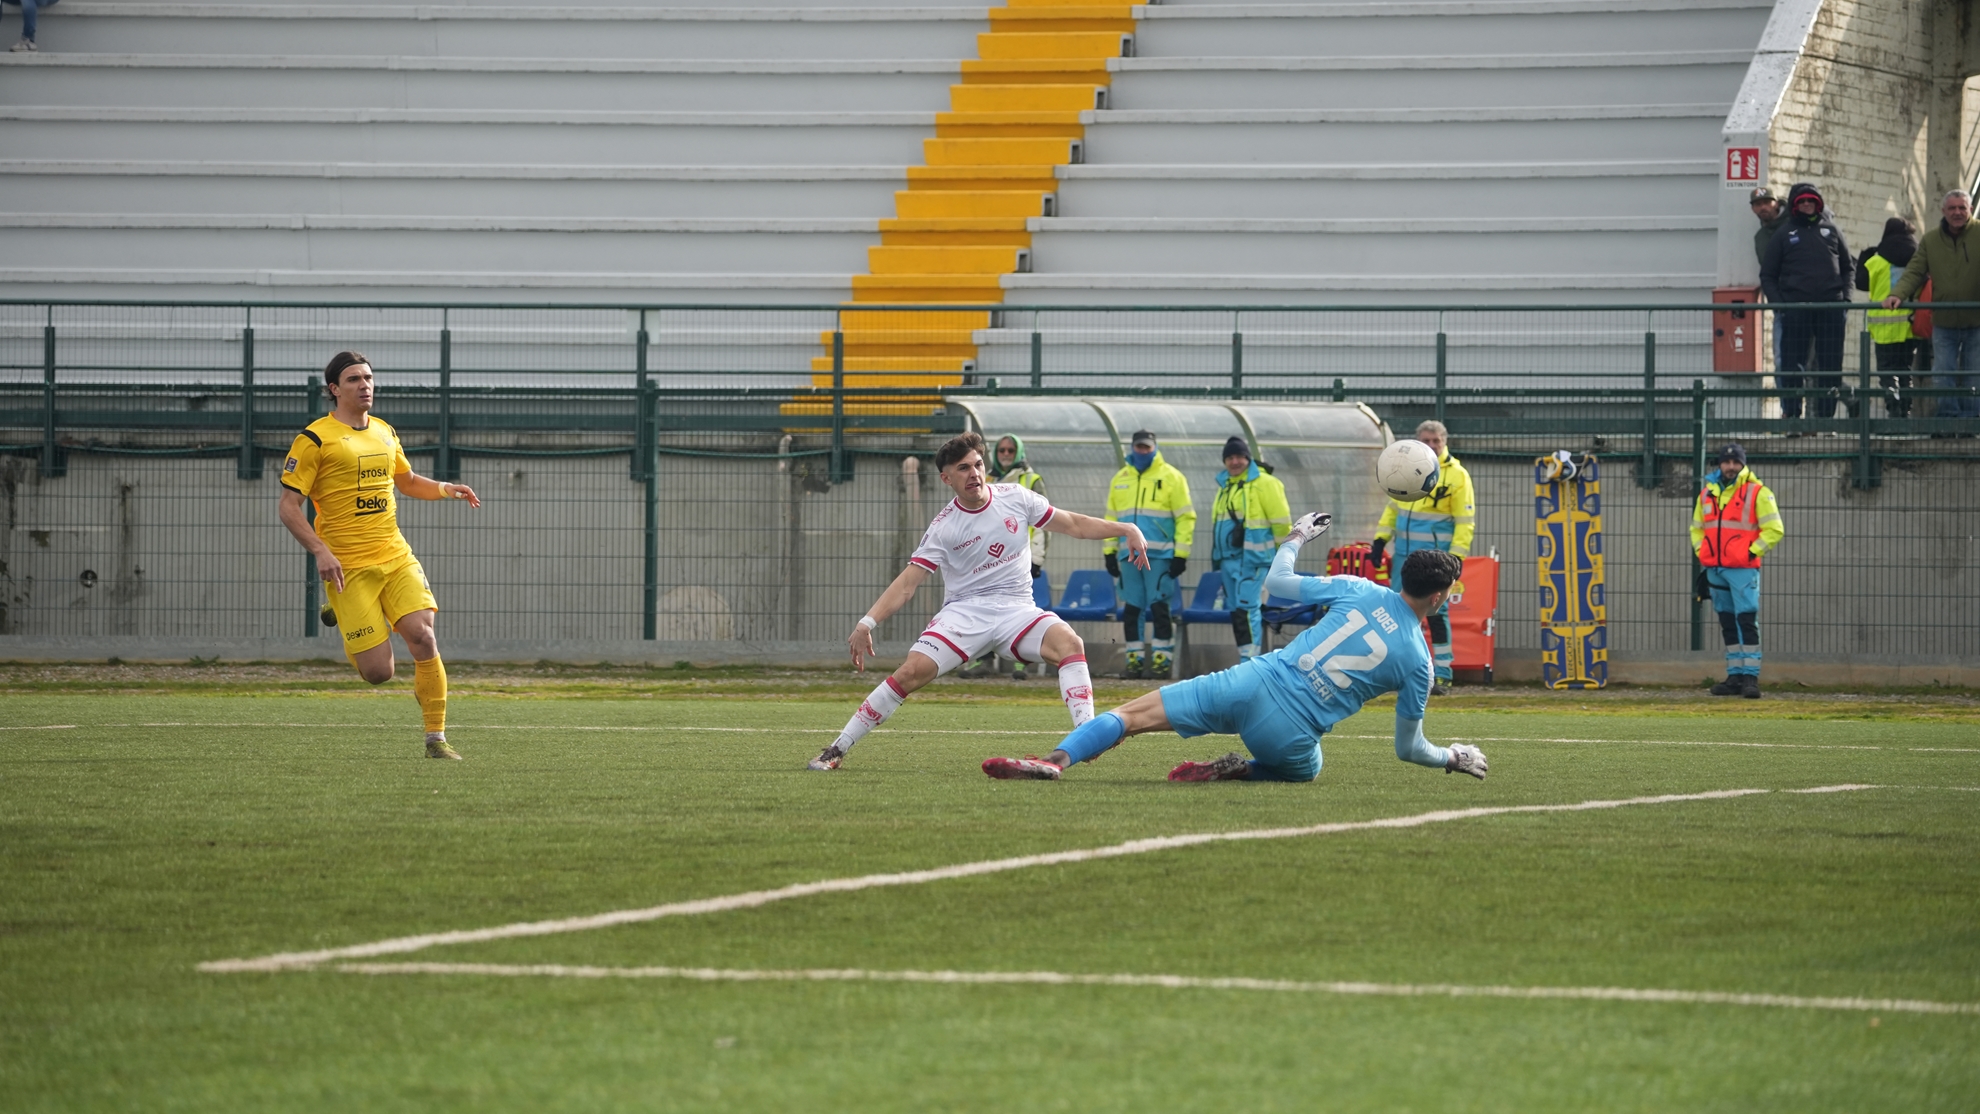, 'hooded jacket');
1210,461,1291,565
991,434,1048,559
1760,184,1852,304
1858,219,1921,343
1893,213,1980,329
